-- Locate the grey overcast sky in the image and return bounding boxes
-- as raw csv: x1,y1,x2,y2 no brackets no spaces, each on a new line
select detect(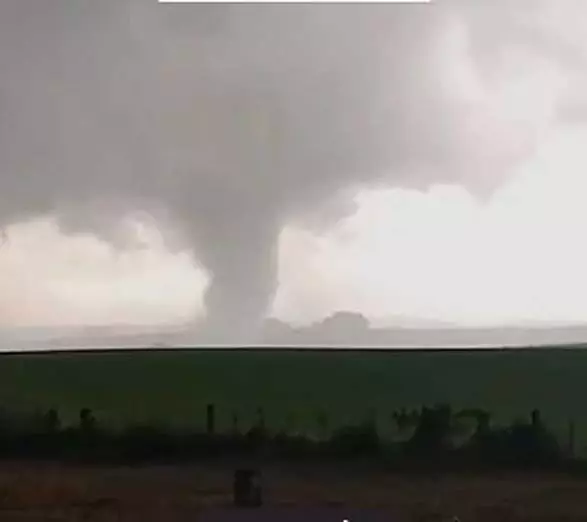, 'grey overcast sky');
1,1,587,335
